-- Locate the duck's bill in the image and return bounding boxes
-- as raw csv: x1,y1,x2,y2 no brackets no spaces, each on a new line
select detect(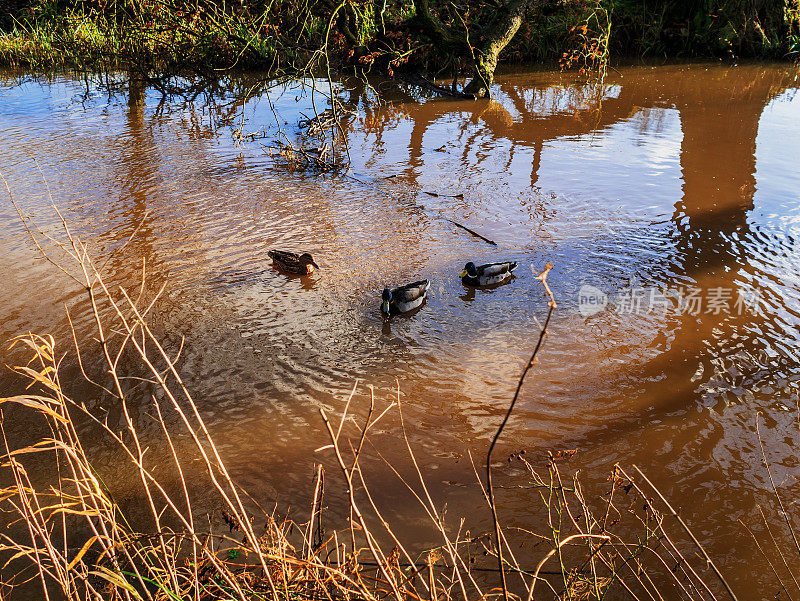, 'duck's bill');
311,261,320,269
460,269,468,277
381,300,391,314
